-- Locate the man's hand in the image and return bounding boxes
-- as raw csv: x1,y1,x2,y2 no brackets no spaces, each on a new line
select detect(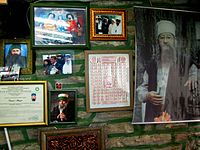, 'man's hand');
185,64,198,91
146,91,163,105
57,112,66,121
184,79,198,91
